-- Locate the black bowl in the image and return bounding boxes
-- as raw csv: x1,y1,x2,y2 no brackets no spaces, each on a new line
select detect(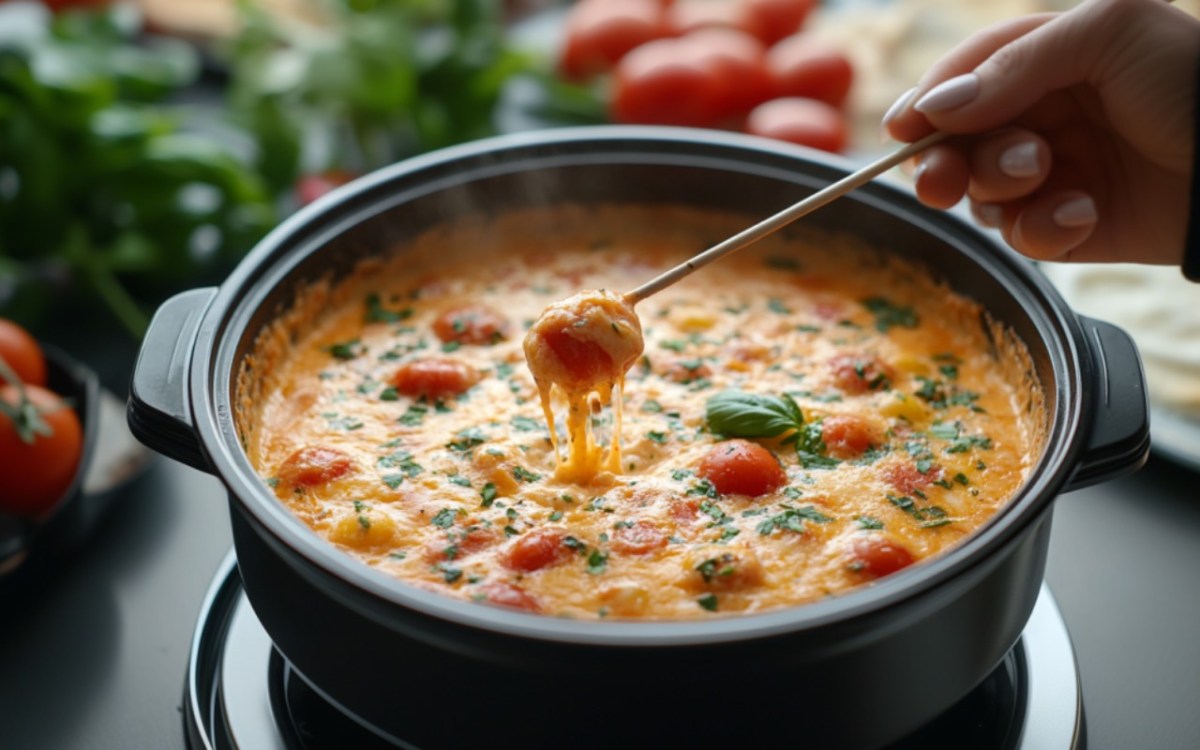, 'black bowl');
128,126,1149,749
0,346,100,588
